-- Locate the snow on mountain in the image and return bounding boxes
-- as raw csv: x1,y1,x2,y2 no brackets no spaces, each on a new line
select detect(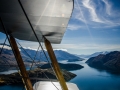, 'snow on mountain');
0,44,11,50
20,48,83,61
0,44,83,62
0,44,110,61
78,51,110,58
86,51,109,58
